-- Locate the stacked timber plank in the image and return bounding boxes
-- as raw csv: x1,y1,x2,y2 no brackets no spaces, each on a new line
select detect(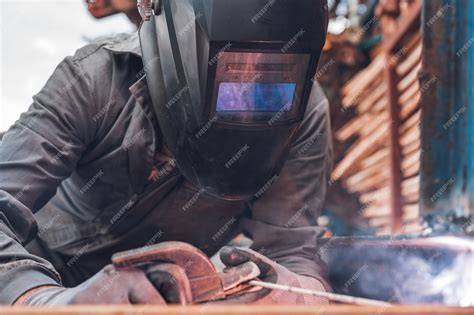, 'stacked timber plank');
332,33,422,235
